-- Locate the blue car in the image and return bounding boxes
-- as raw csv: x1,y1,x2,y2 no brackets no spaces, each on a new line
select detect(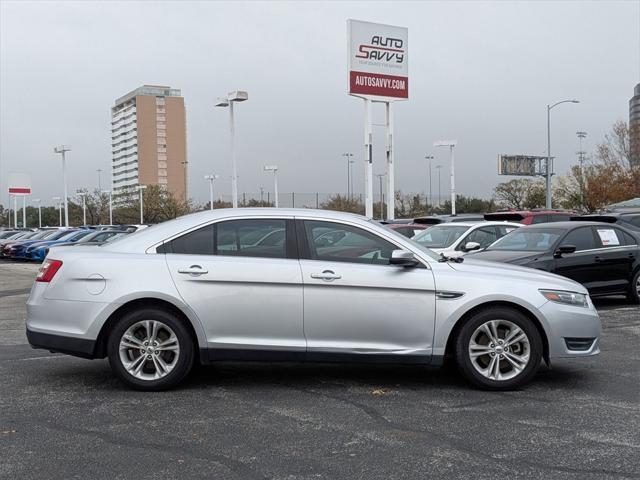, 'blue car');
2,230,67,258
25,230,91,261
